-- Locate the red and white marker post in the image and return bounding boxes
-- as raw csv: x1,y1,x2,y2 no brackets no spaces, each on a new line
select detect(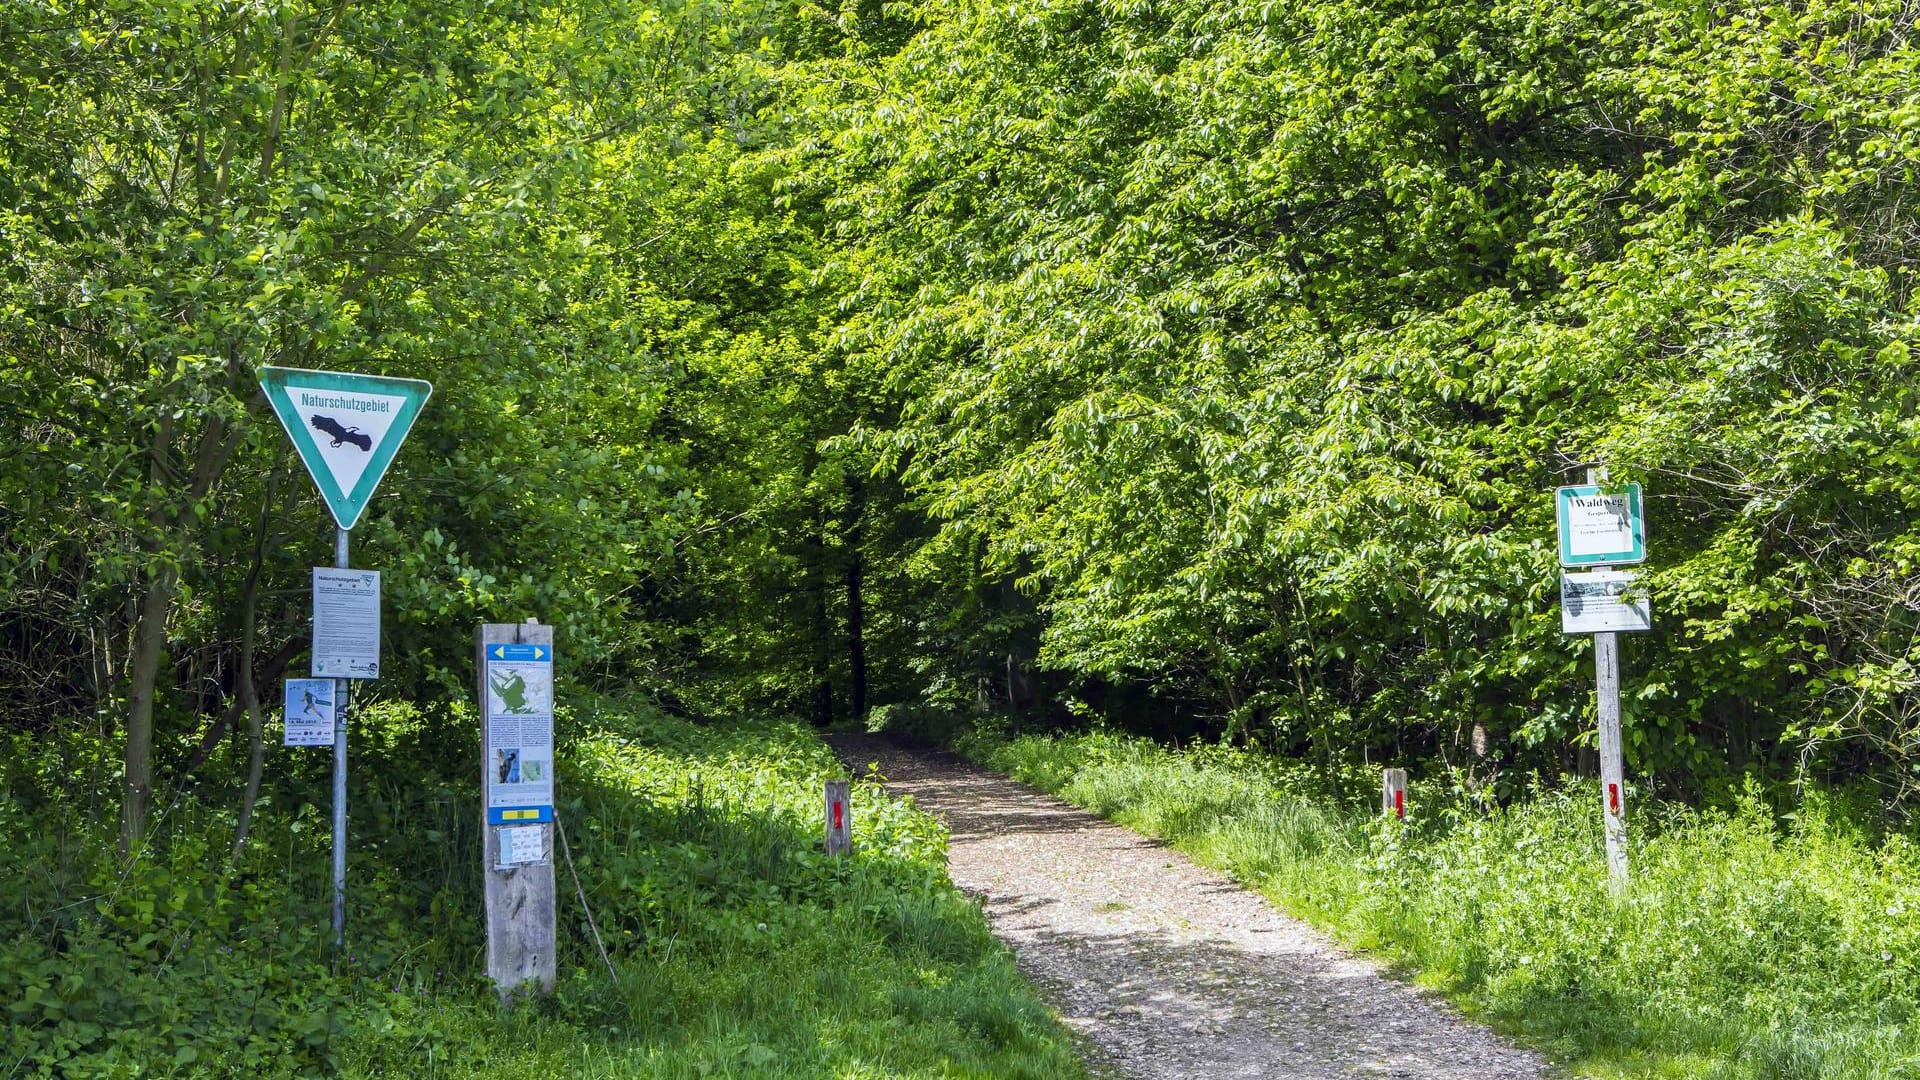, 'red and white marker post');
824,778,852,856
1381,768,1408,820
